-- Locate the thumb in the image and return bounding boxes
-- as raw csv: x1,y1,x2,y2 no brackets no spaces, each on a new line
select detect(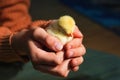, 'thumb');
32,27,63,51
